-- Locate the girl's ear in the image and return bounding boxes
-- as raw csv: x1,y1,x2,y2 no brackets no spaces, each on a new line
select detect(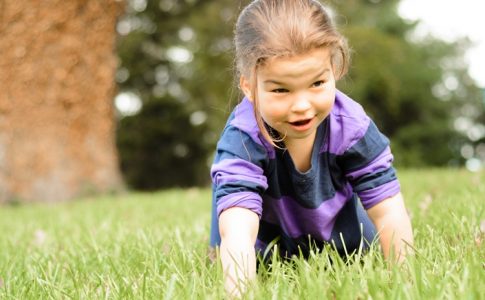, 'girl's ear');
239,75,253,102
